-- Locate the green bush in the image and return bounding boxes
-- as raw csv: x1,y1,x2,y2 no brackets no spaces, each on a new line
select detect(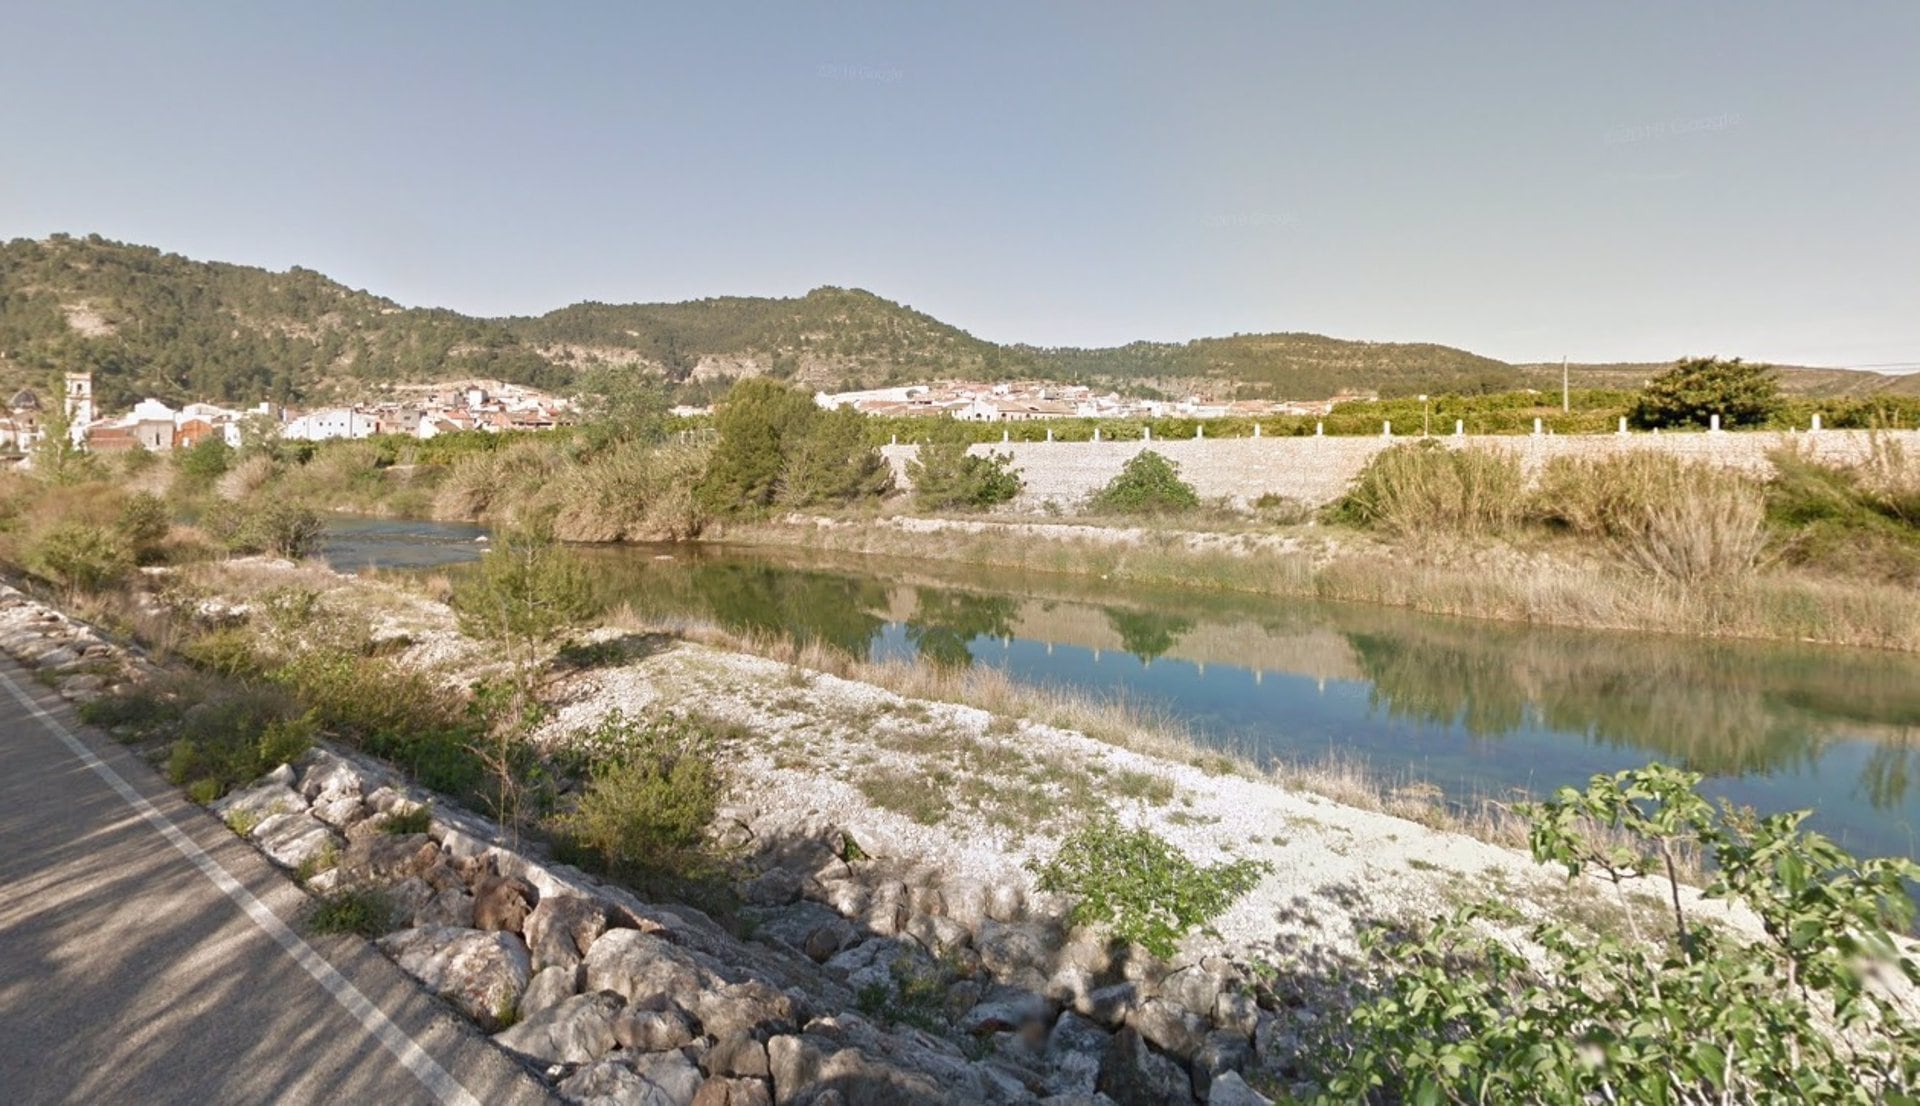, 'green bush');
27,523,133,593
449,530,593,658
307,888,396,937
908,441,1023,511
1315,764,1920,1104
1029,820,1269,959
1087,451,1201,516
270,649,483,796
1332,441,1524,539
1631,356,1782,430
116,493,172,563
173,437,233,490
1767,446,1920,584
164,691,314,797
203,498,324,558
555,711,725,873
